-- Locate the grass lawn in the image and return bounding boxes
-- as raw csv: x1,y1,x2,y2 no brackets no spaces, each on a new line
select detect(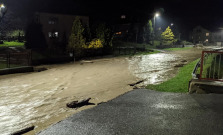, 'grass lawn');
0,63,7,69
146,59,200,93
0,41,25,47
164,47,192,51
